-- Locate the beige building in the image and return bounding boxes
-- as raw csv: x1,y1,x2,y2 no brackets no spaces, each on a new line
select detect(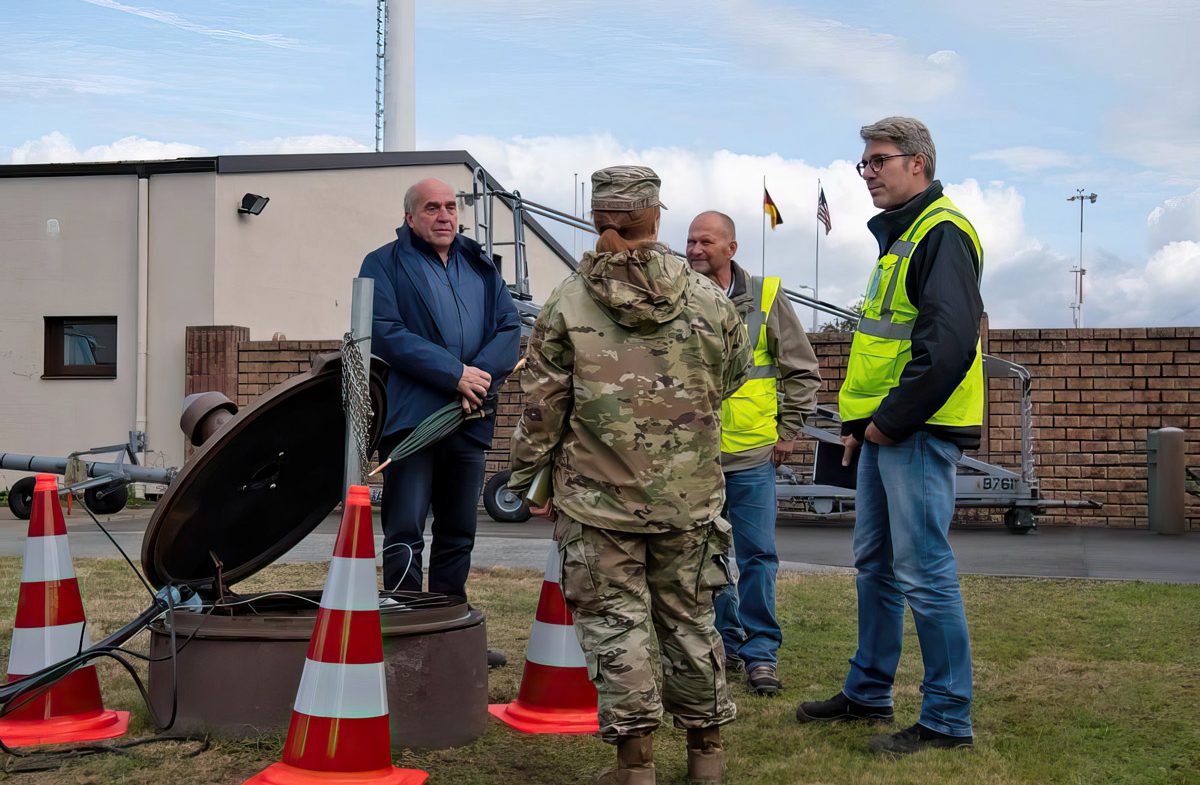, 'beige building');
0,151,576,490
